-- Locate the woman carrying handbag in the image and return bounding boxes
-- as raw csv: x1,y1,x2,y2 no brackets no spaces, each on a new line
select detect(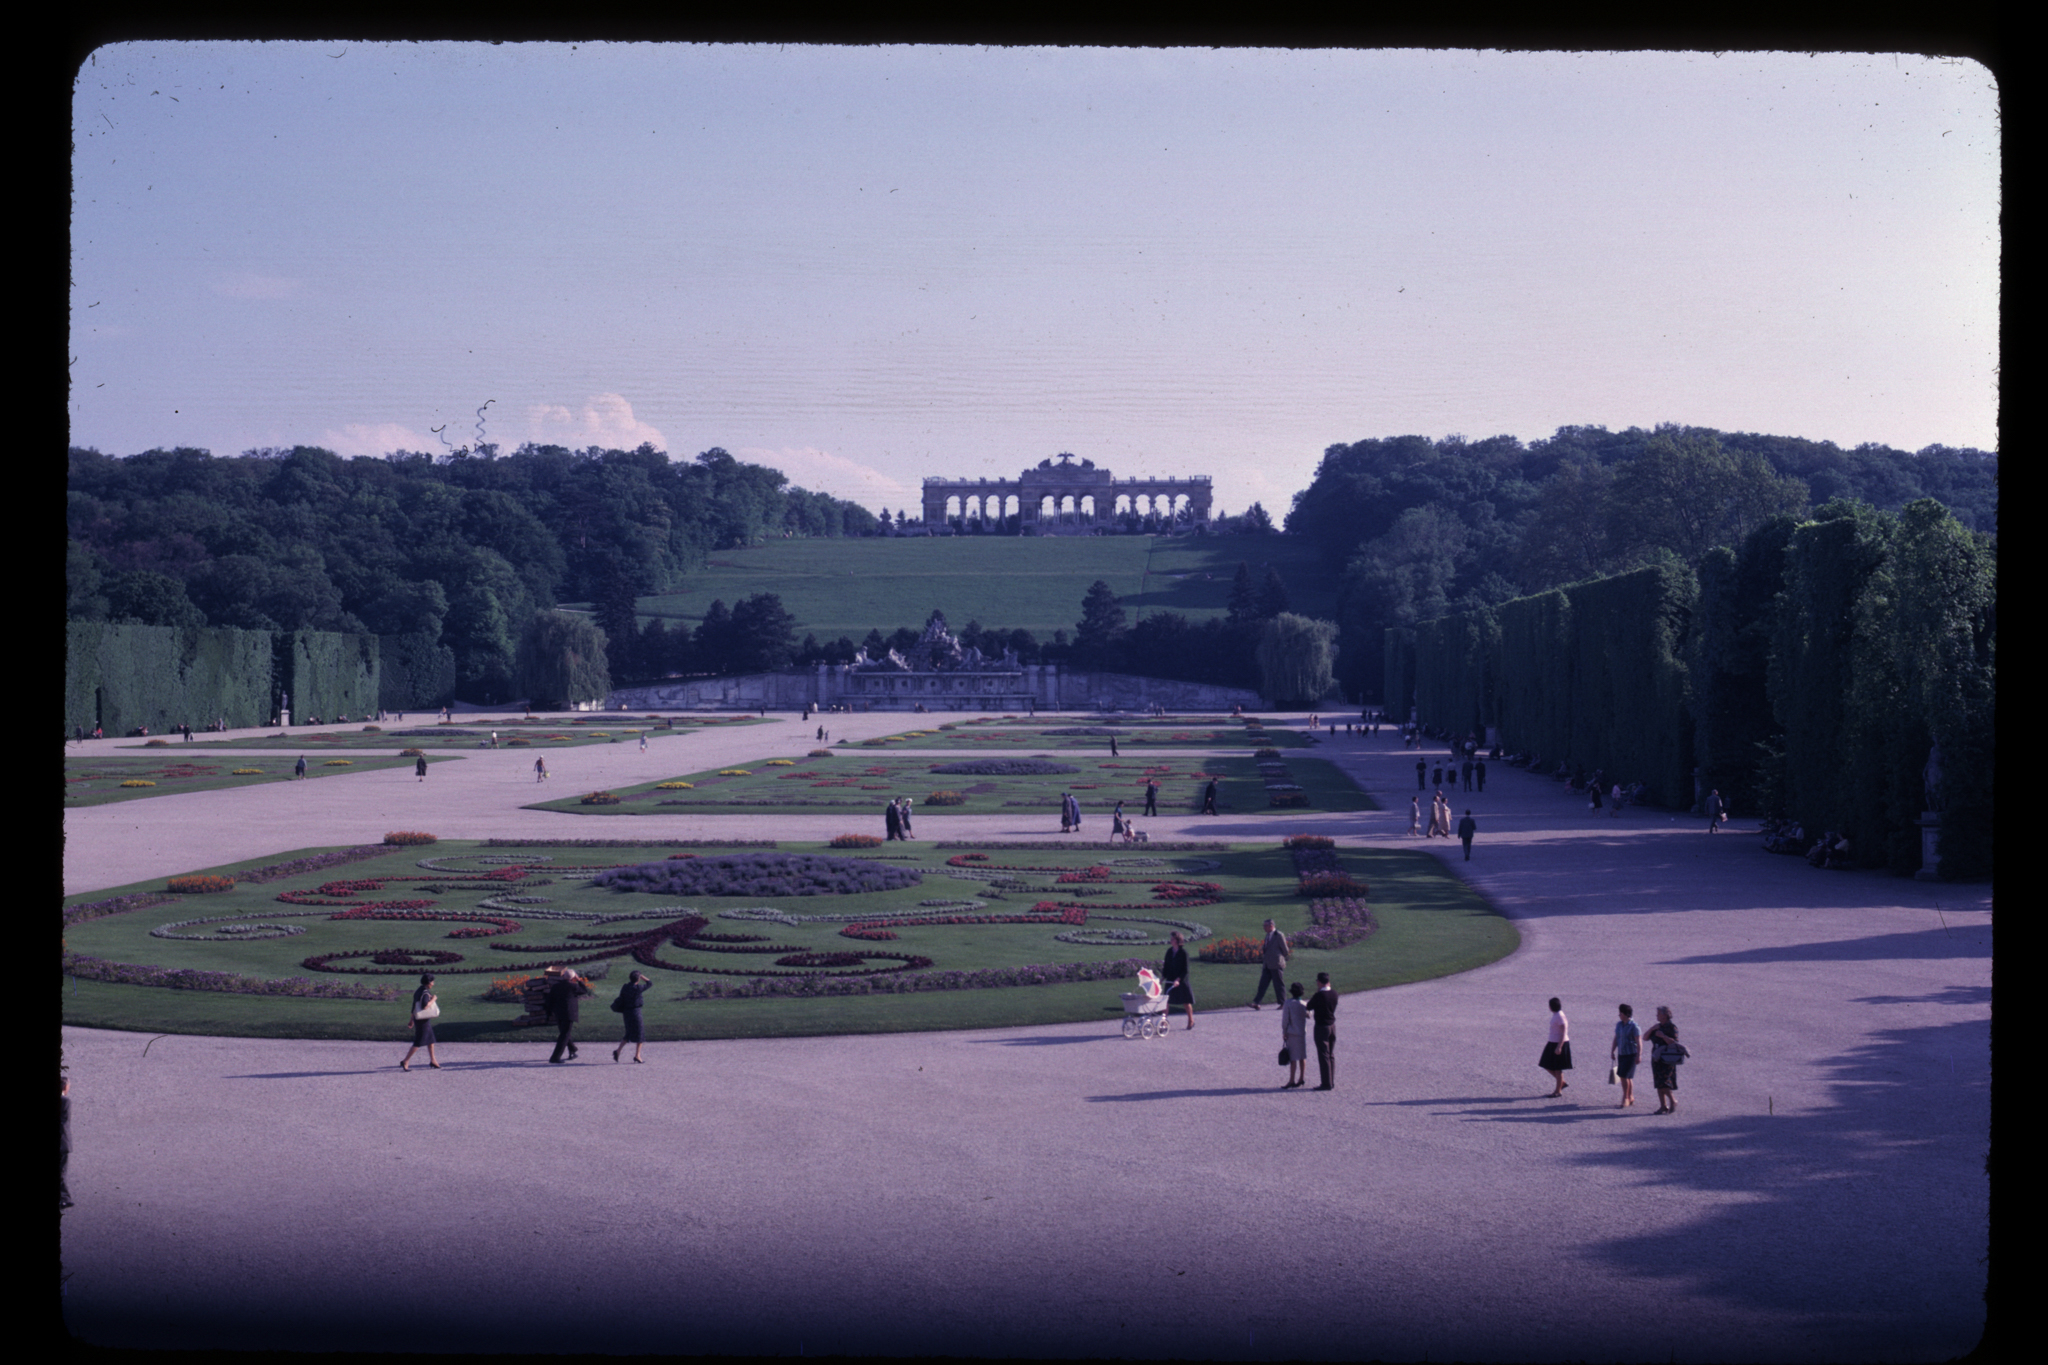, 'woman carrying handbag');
400,972,441,1071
